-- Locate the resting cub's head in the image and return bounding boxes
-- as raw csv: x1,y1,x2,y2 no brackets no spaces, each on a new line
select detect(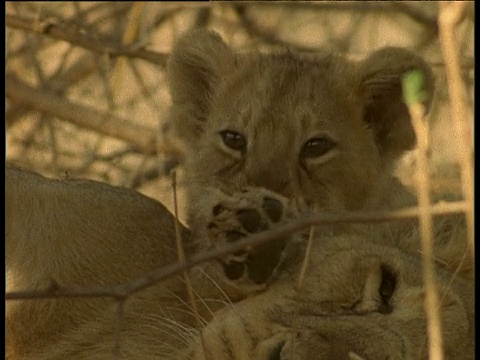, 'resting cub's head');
165,30,434,215
183,235,474,359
